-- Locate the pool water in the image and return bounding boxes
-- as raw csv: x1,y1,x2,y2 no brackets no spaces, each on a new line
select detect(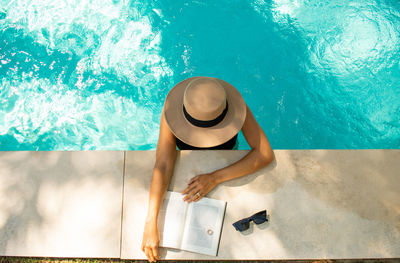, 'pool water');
0,0,399,150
